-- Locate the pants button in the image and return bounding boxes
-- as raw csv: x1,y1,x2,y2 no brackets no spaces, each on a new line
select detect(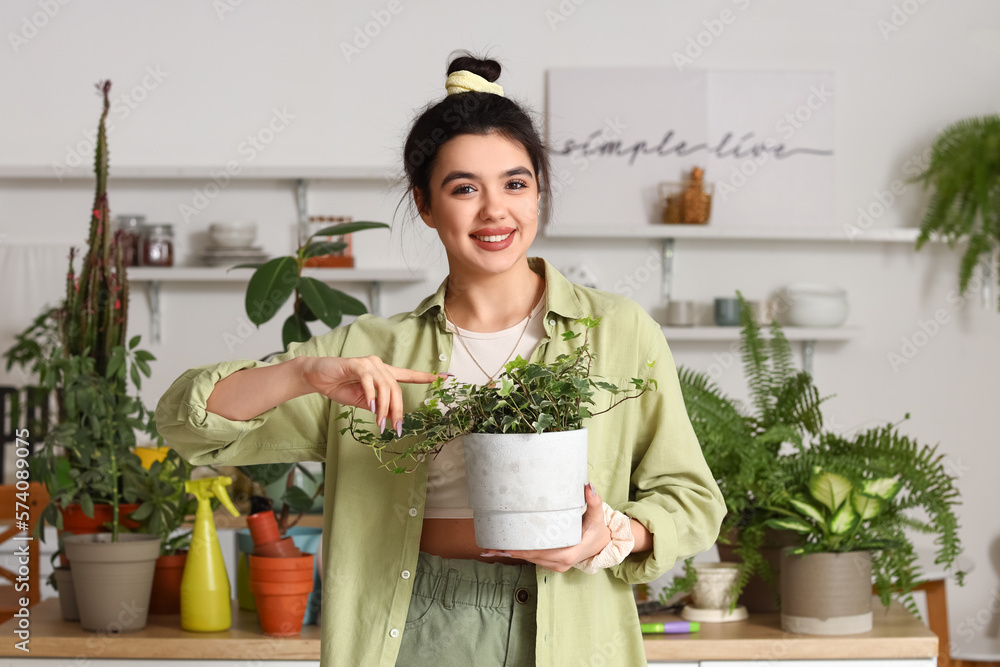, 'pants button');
515,588,530,604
